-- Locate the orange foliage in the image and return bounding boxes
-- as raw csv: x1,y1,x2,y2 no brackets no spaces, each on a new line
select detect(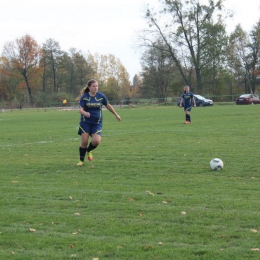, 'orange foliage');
2,34,42,102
